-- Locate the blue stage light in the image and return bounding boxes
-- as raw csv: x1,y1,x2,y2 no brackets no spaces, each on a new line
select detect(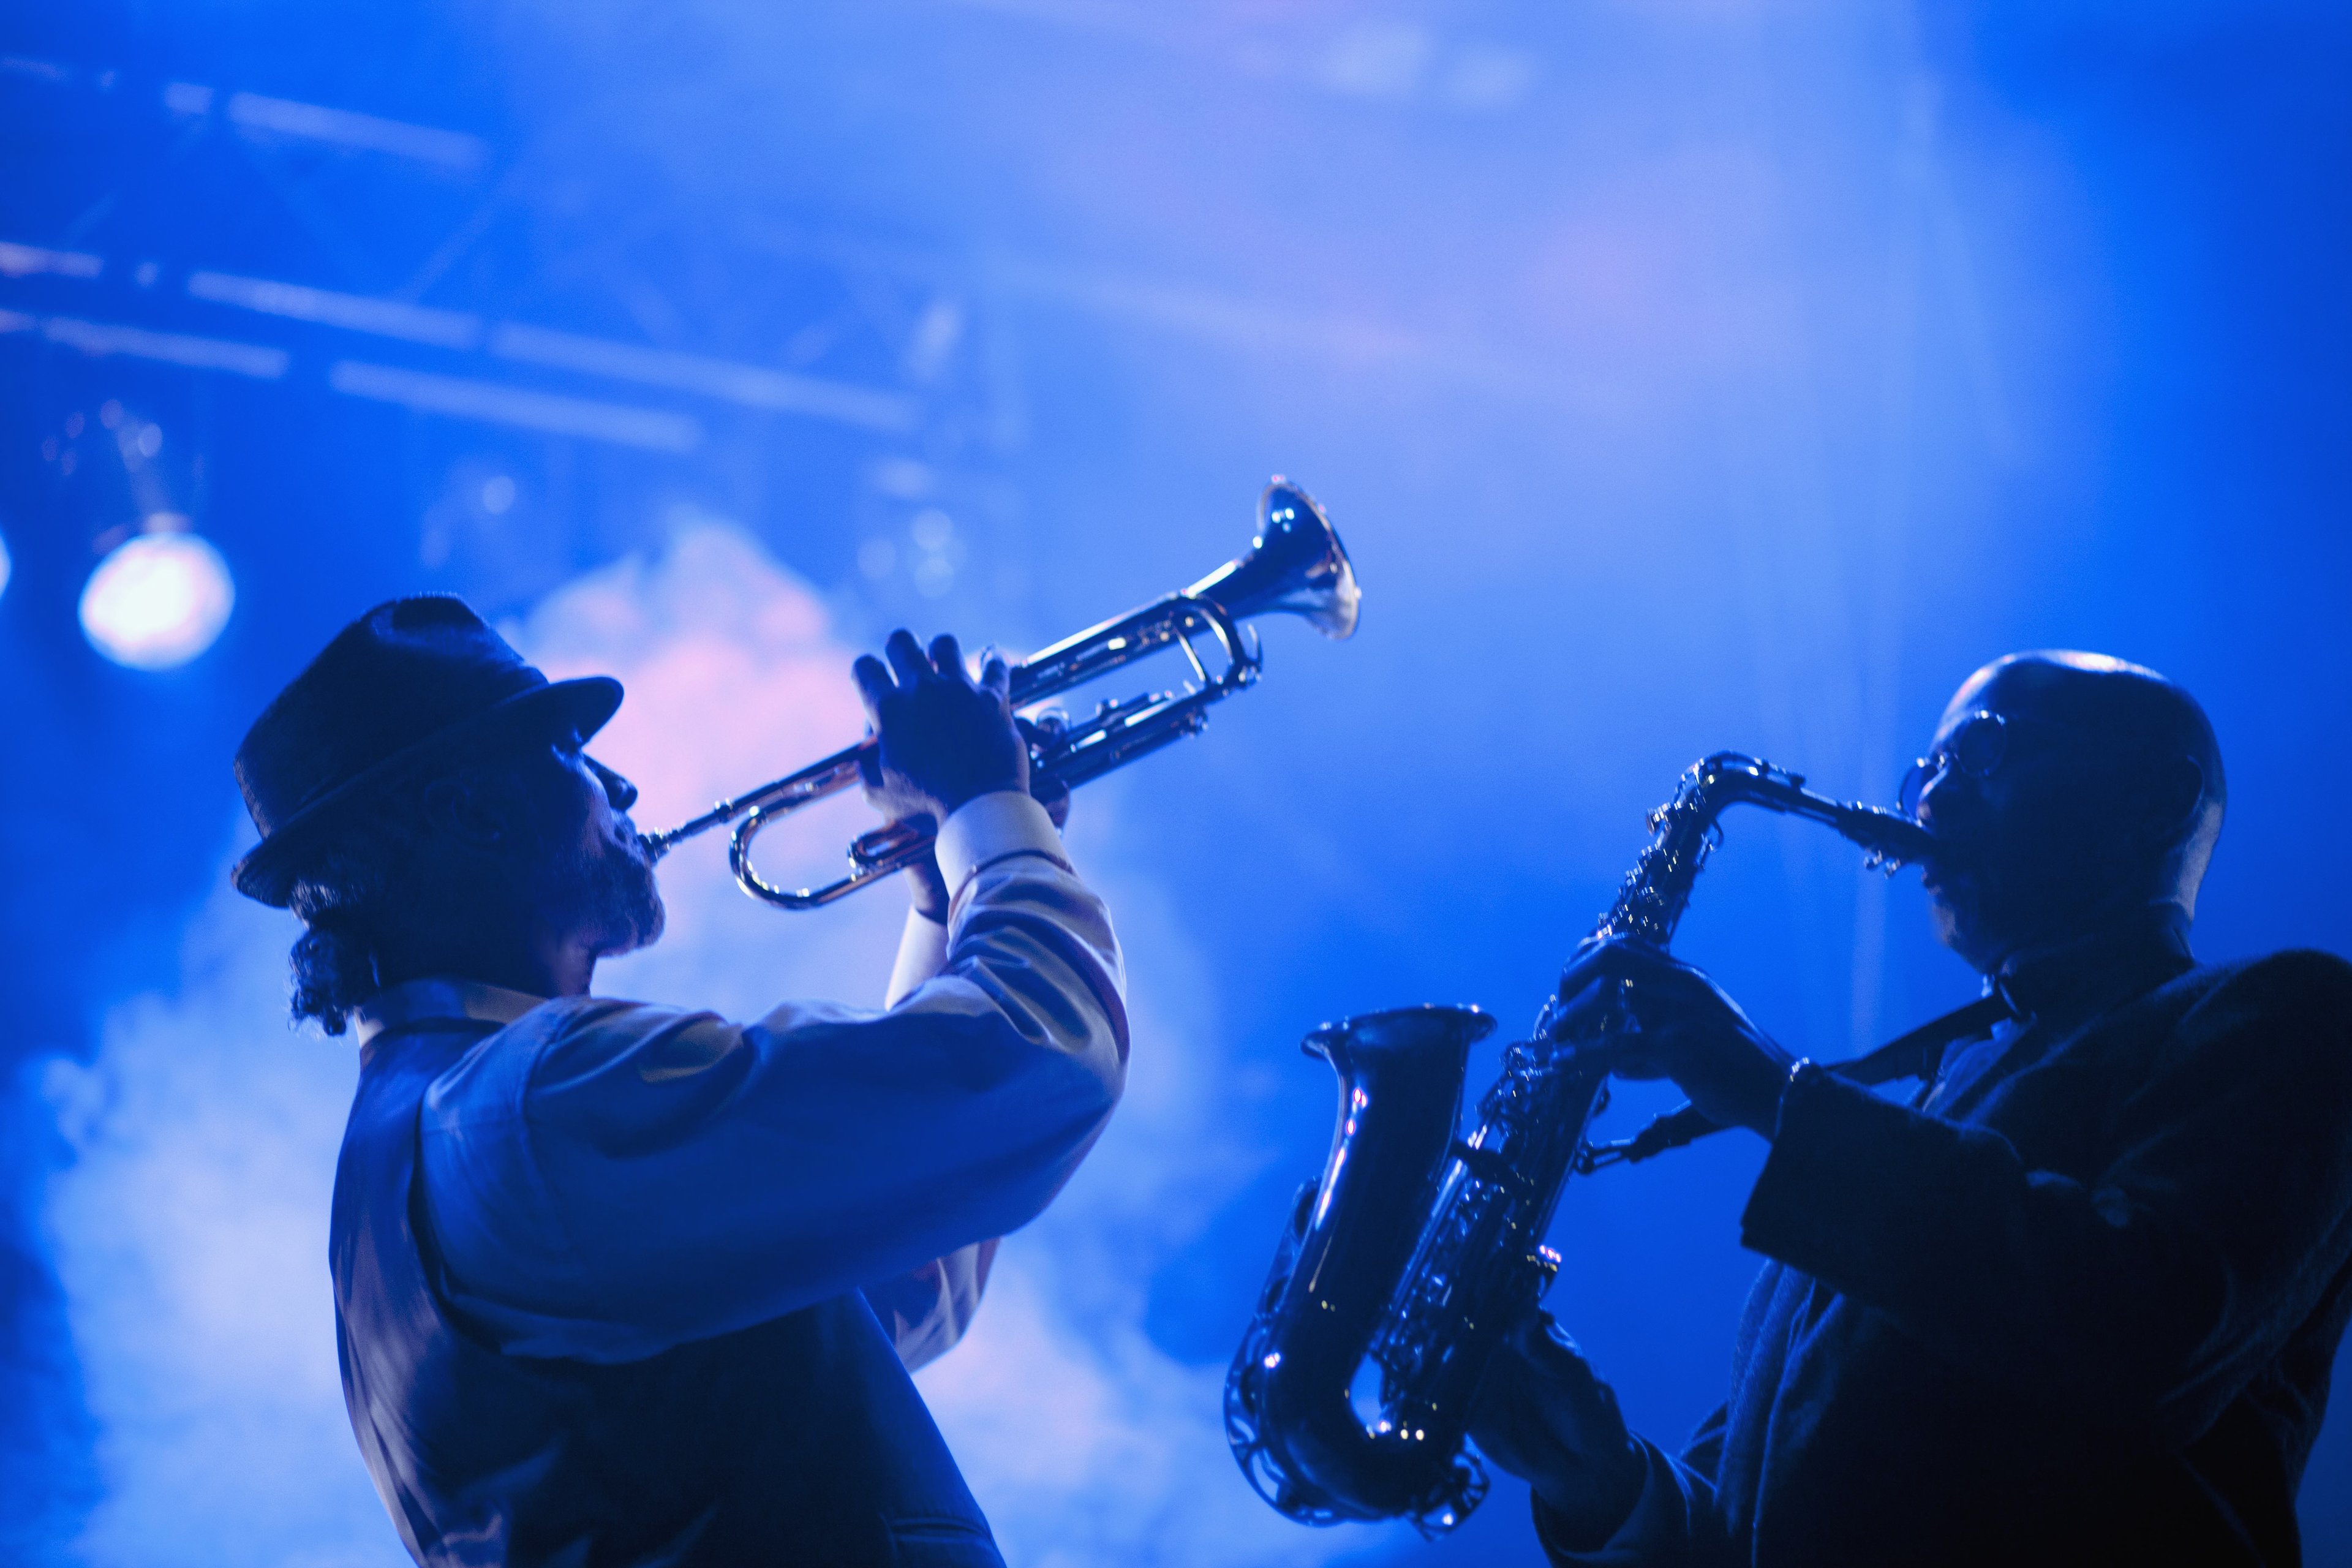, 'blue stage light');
78,532,236,669
0,528,12,603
